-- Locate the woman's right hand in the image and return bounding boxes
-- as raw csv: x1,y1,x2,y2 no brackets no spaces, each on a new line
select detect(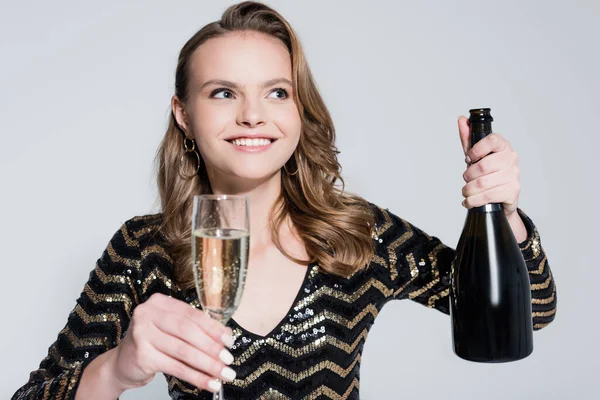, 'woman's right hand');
107,293,236,394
